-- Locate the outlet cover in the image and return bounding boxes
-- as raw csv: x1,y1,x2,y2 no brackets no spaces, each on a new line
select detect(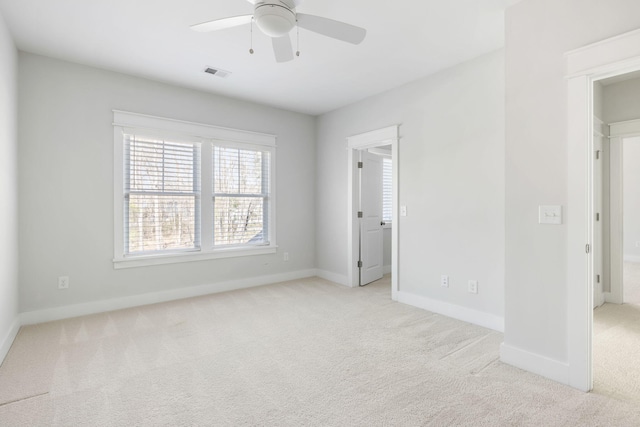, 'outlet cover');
441,275,449,288
468,280,478,294
58,276,69,289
